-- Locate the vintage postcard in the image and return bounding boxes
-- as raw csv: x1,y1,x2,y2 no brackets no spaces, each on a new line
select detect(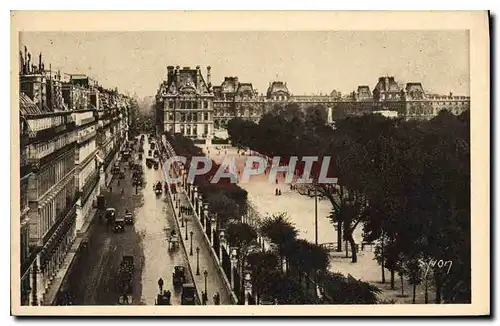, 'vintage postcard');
10,11,490,316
